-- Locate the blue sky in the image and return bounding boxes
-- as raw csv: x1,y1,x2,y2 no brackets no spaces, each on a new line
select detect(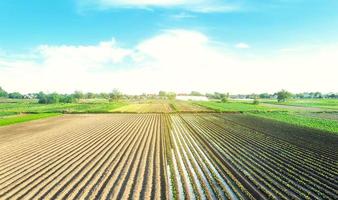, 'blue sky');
0,0,338,94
